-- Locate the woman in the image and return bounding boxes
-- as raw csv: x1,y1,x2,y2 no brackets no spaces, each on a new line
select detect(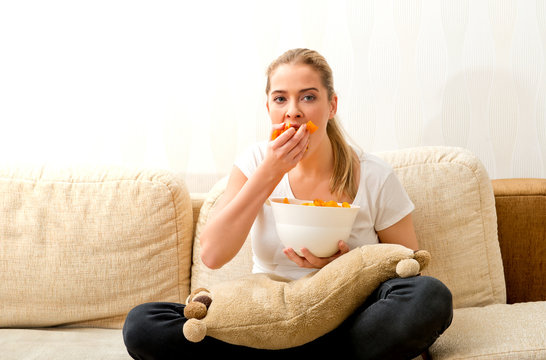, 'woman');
123,48,452,360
